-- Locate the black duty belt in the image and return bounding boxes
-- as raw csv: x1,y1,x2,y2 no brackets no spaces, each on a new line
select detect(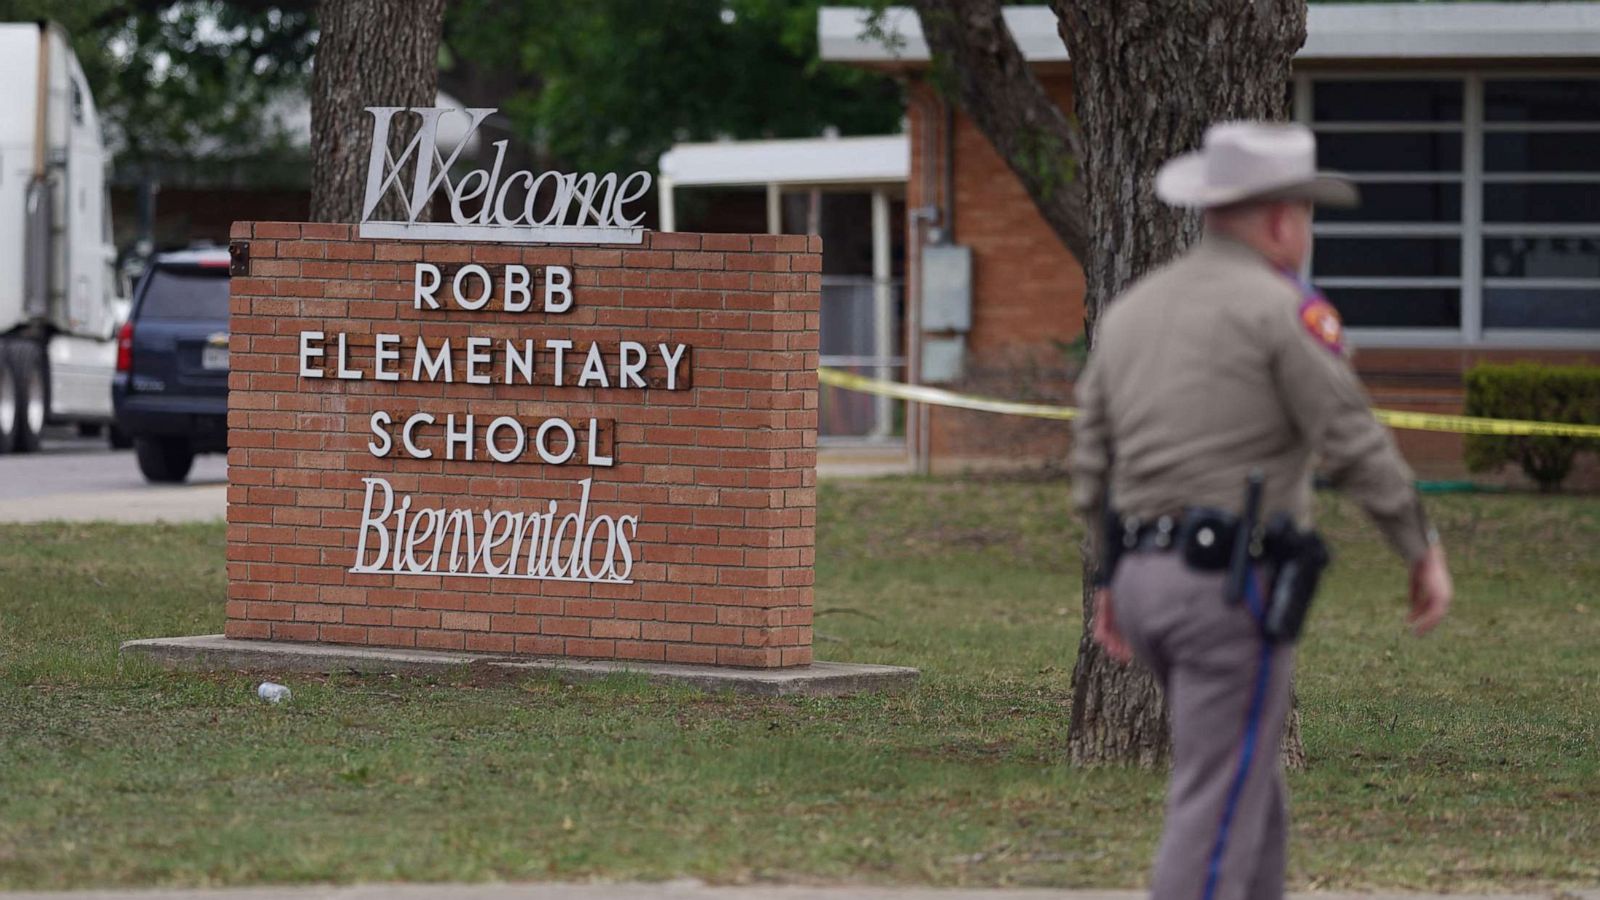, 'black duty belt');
1117,507,1237,571
1102,504,1332,644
